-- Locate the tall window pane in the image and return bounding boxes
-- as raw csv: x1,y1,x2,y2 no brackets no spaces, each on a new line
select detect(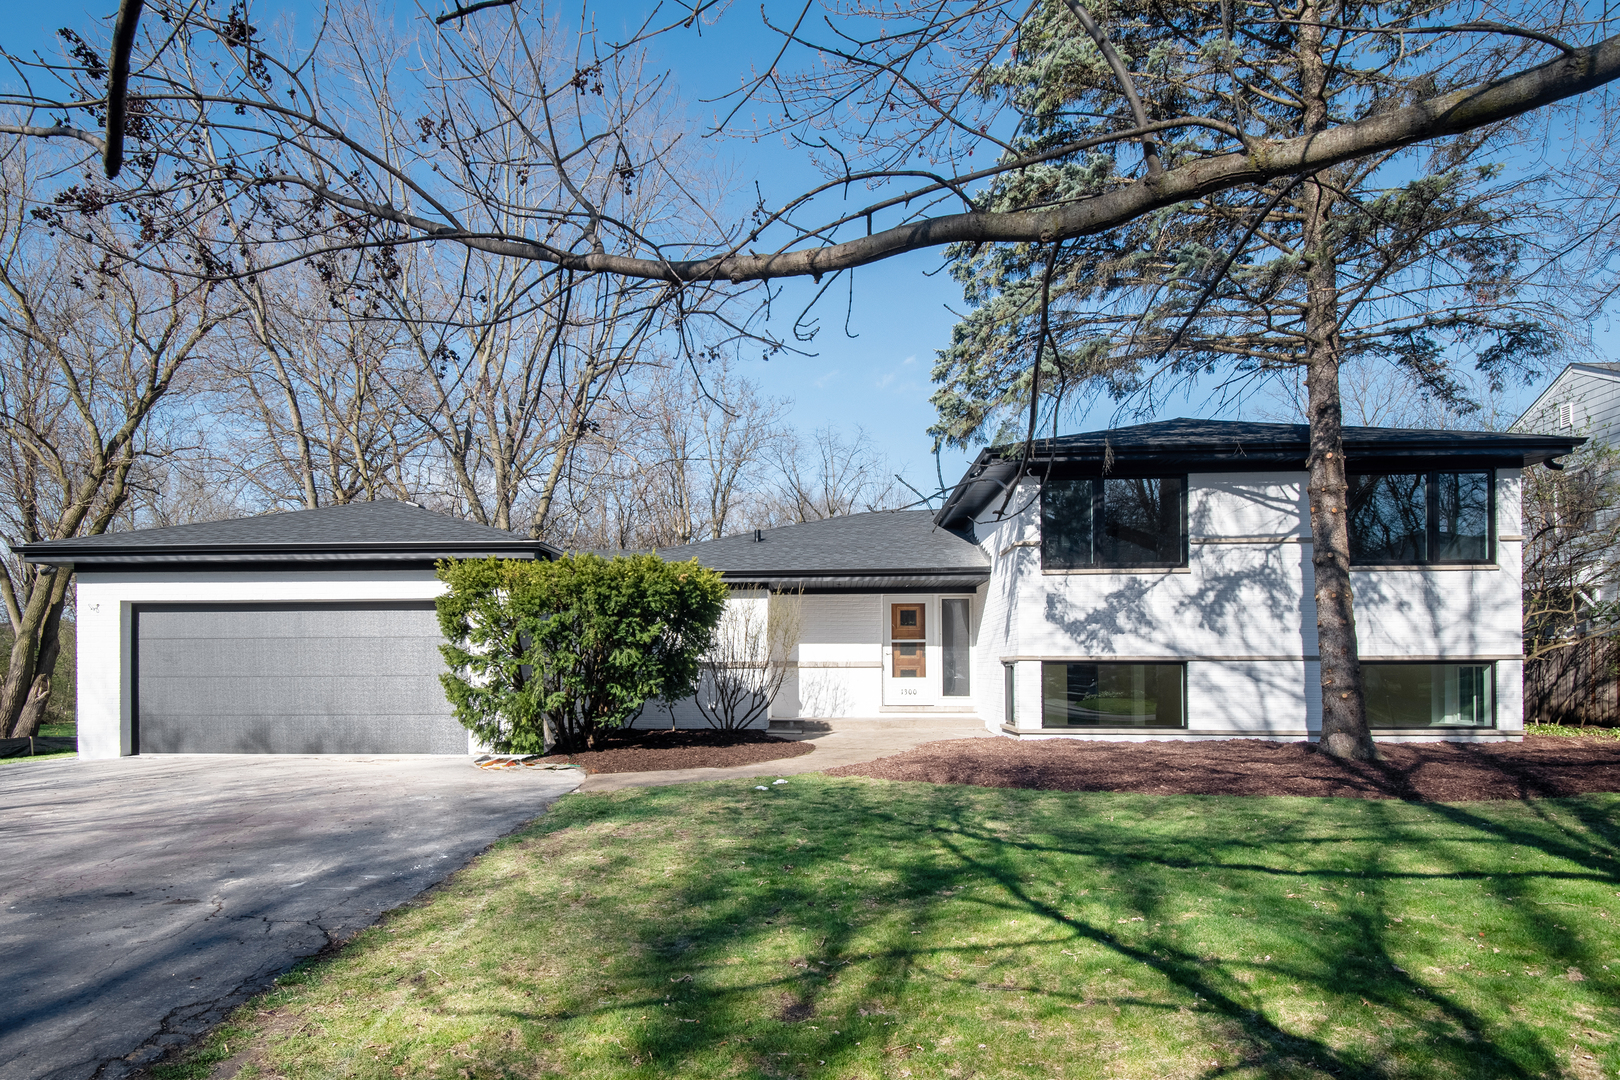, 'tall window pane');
1435,472,1491,562
1041,478,1094,569
941,598,971,697
1363,663,1494,727
1100,477,1183,566
1349,473,1427,563
1041,662,1186,727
